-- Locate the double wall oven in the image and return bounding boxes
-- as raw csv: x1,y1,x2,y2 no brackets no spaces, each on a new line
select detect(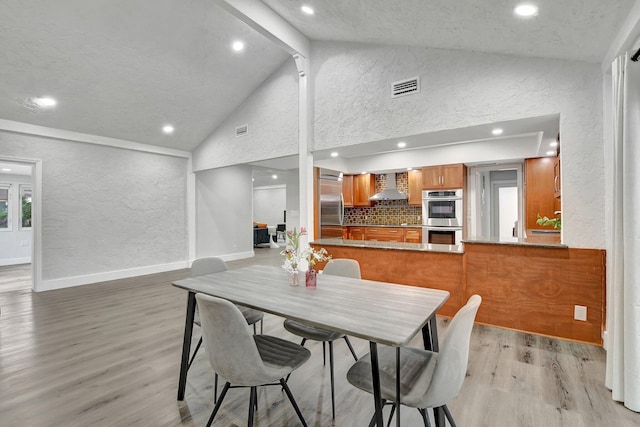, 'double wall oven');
422,189,463,245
